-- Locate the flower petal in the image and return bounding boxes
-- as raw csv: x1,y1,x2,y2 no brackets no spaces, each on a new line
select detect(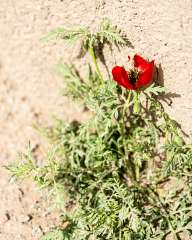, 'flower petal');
134,54,148,68
112,66,135,90
135,60,155,88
